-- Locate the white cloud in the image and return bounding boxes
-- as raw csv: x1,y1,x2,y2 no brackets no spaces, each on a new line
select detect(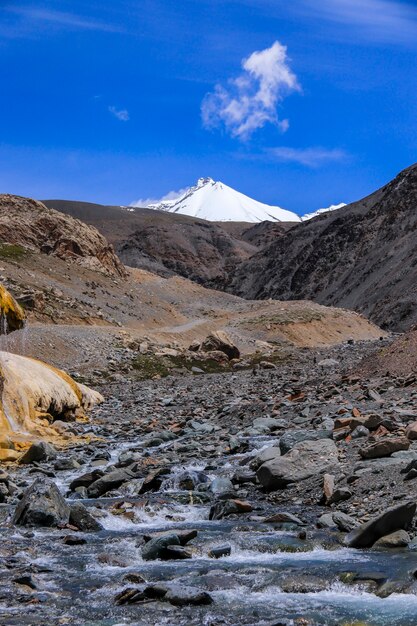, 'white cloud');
301,0,417,44
7,7,123,33
108,106,130,122
201,41,300,140
130,187,188,208
268,146,347,167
